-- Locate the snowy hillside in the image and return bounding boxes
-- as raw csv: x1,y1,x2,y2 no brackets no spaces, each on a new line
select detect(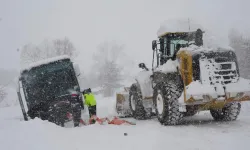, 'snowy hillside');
1,94,250,150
